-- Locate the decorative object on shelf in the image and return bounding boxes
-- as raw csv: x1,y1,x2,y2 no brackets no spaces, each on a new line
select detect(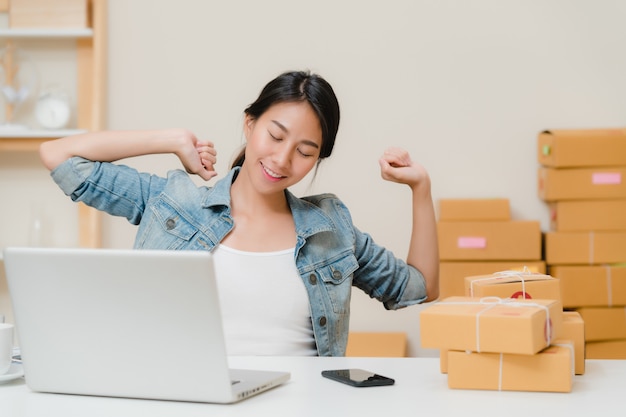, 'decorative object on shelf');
35,85,71,129
0,41,39,131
